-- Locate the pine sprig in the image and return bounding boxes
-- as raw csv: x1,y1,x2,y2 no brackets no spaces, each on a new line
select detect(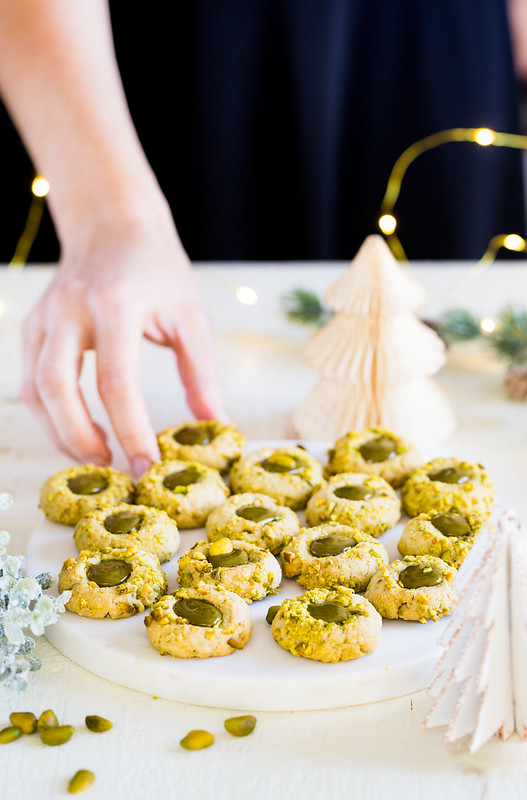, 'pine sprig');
490,307,527,366
438,309,482,343
281,289,332,327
